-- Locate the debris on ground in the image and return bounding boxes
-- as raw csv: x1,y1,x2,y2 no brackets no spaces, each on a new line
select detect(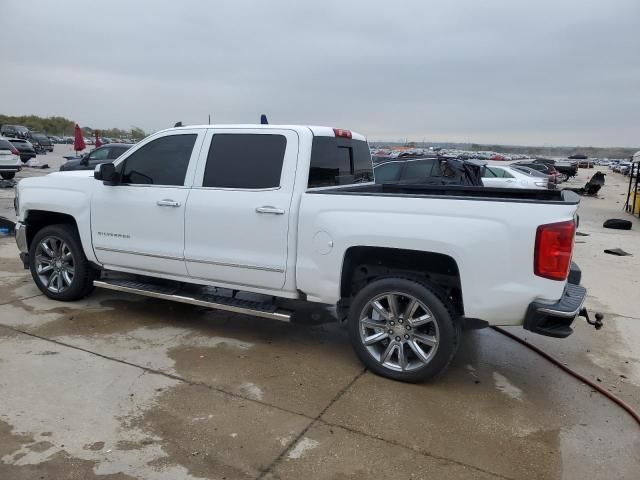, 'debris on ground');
25,158,50,169
603,218,632,230
604,248,632,256
0,179,16,189
568,171,606,196
0,217,16,235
